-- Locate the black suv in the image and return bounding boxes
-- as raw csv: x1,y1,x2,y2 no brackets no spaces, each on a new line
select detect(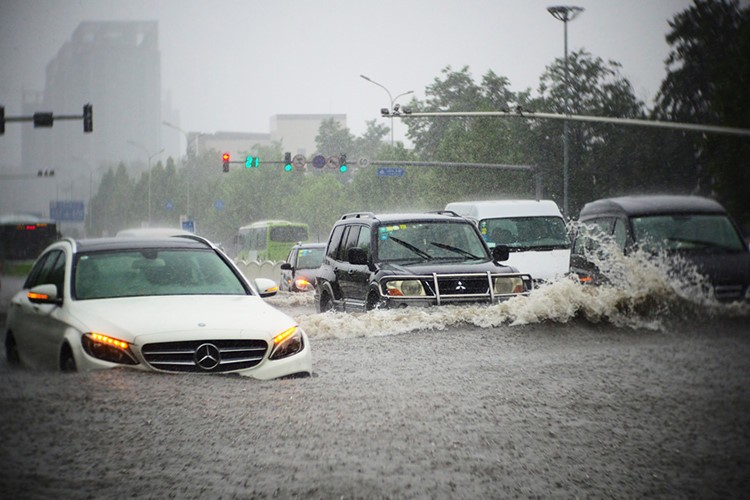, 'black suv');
570,195,750,301
315,211,532,312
